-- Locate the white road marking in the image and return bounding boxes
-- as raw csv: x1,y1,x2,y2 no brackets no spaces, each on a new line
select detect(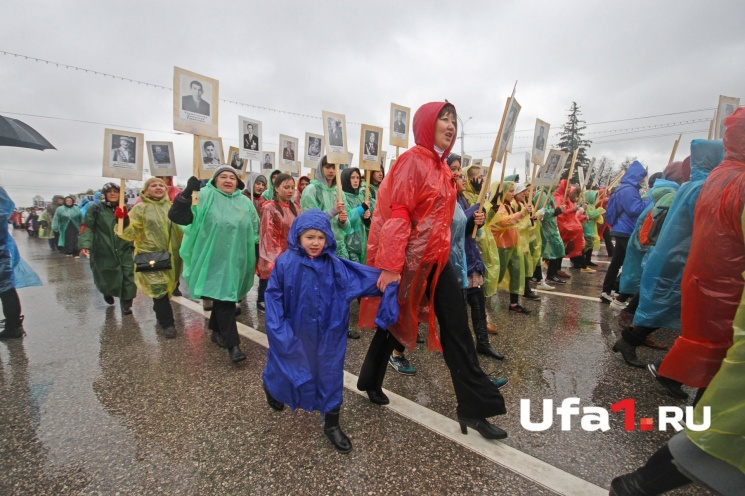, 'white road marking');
535,290,604,302
172,296,606,496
